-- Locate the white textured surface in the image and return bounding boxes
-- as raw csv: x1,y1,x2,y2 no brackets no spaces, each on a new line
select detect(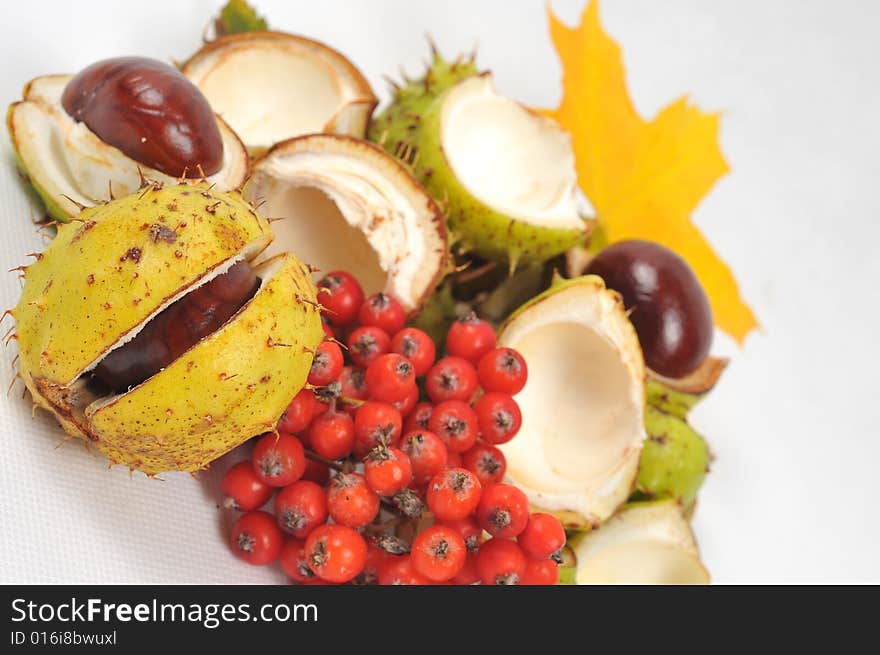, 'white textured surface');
1,0,879,583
